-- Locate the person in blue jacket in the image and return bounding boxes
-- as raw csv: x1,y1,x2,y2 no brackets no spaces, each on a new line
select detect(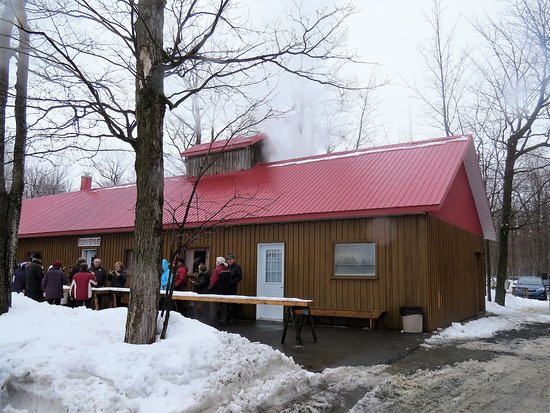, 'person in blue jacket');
160,259,170,290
